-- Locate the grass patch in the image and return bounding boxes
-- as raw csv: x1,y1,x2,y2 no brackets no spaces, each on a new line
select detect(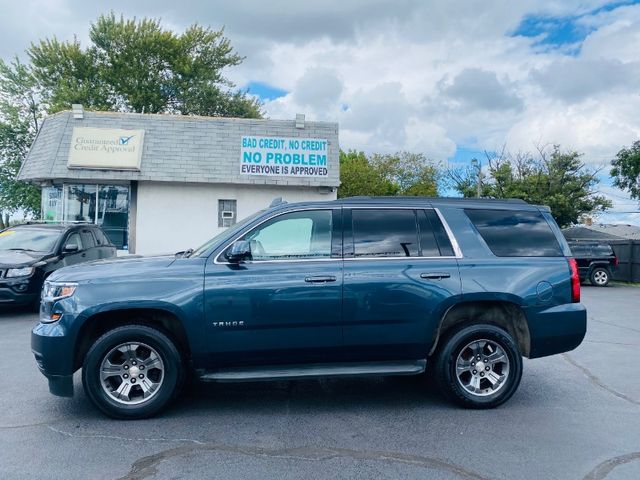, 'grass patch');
612,281,640,287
